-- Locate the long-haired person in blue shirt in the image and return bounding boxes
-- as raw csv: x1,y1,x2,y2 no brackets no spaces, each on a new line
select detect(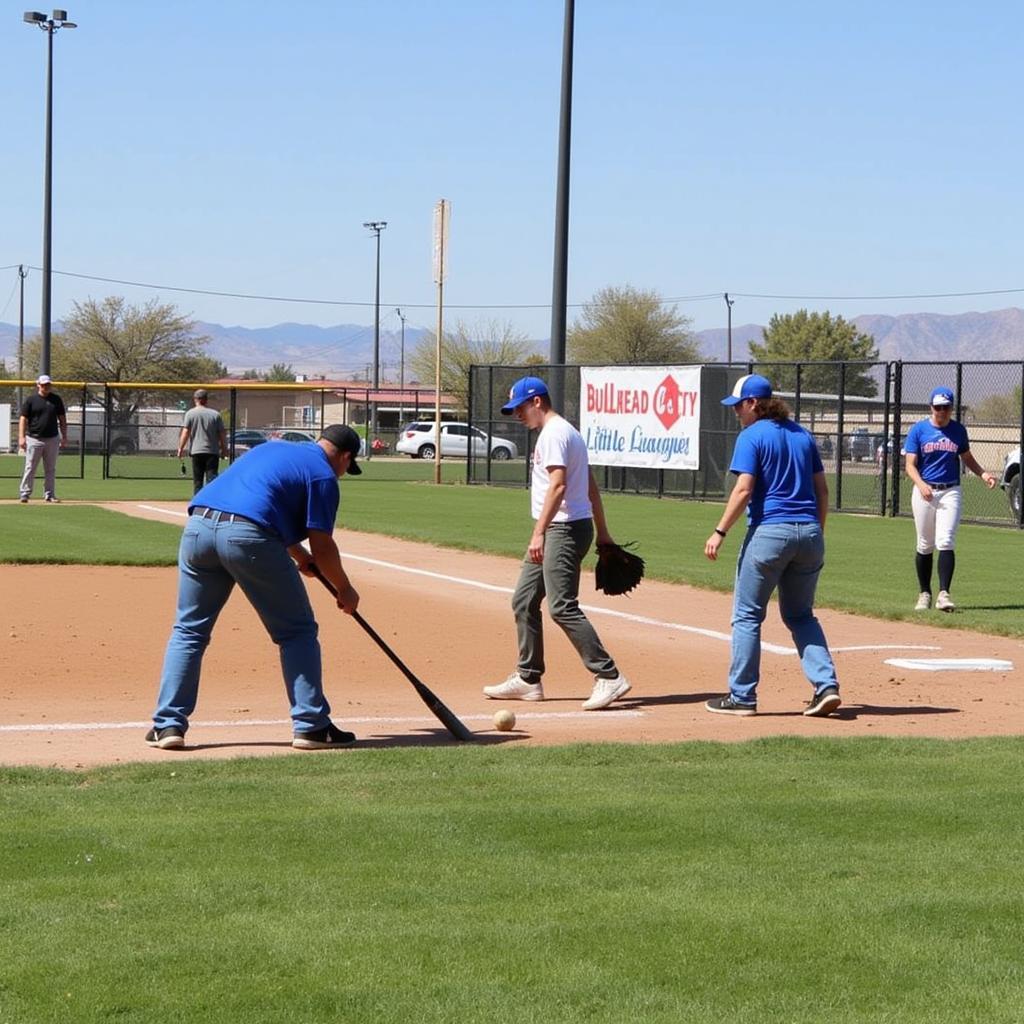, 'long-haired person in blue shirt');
904,387,996,612
703,374,841,718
